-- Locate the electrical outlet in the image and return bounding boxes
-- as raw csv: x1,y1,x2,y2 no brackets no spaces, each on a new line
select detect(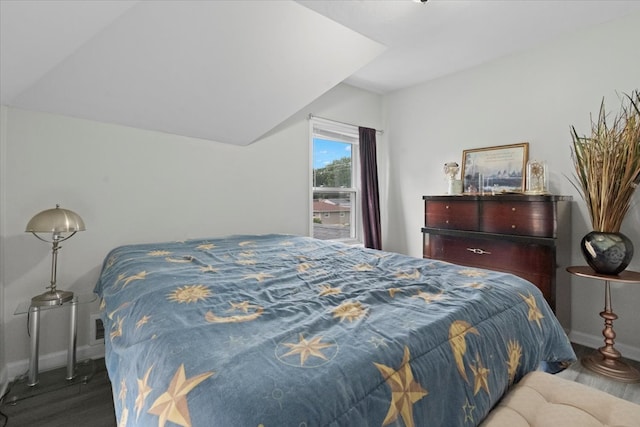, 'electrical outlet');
89,313,105,346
